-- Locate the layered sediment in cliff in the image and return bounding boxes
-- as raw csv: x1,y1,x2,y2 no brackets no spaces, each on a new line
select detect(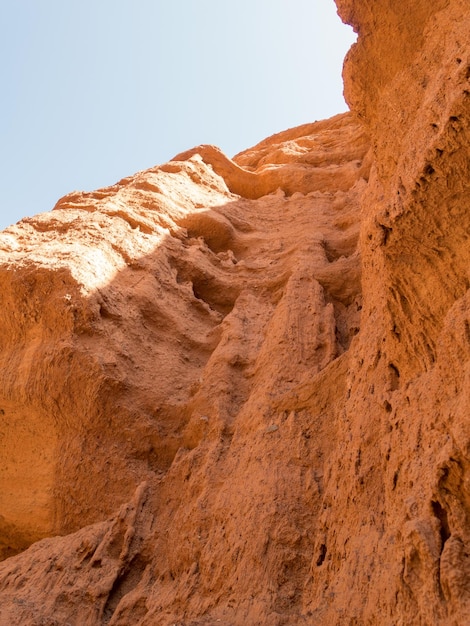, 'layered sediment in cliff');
0,0,469,624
